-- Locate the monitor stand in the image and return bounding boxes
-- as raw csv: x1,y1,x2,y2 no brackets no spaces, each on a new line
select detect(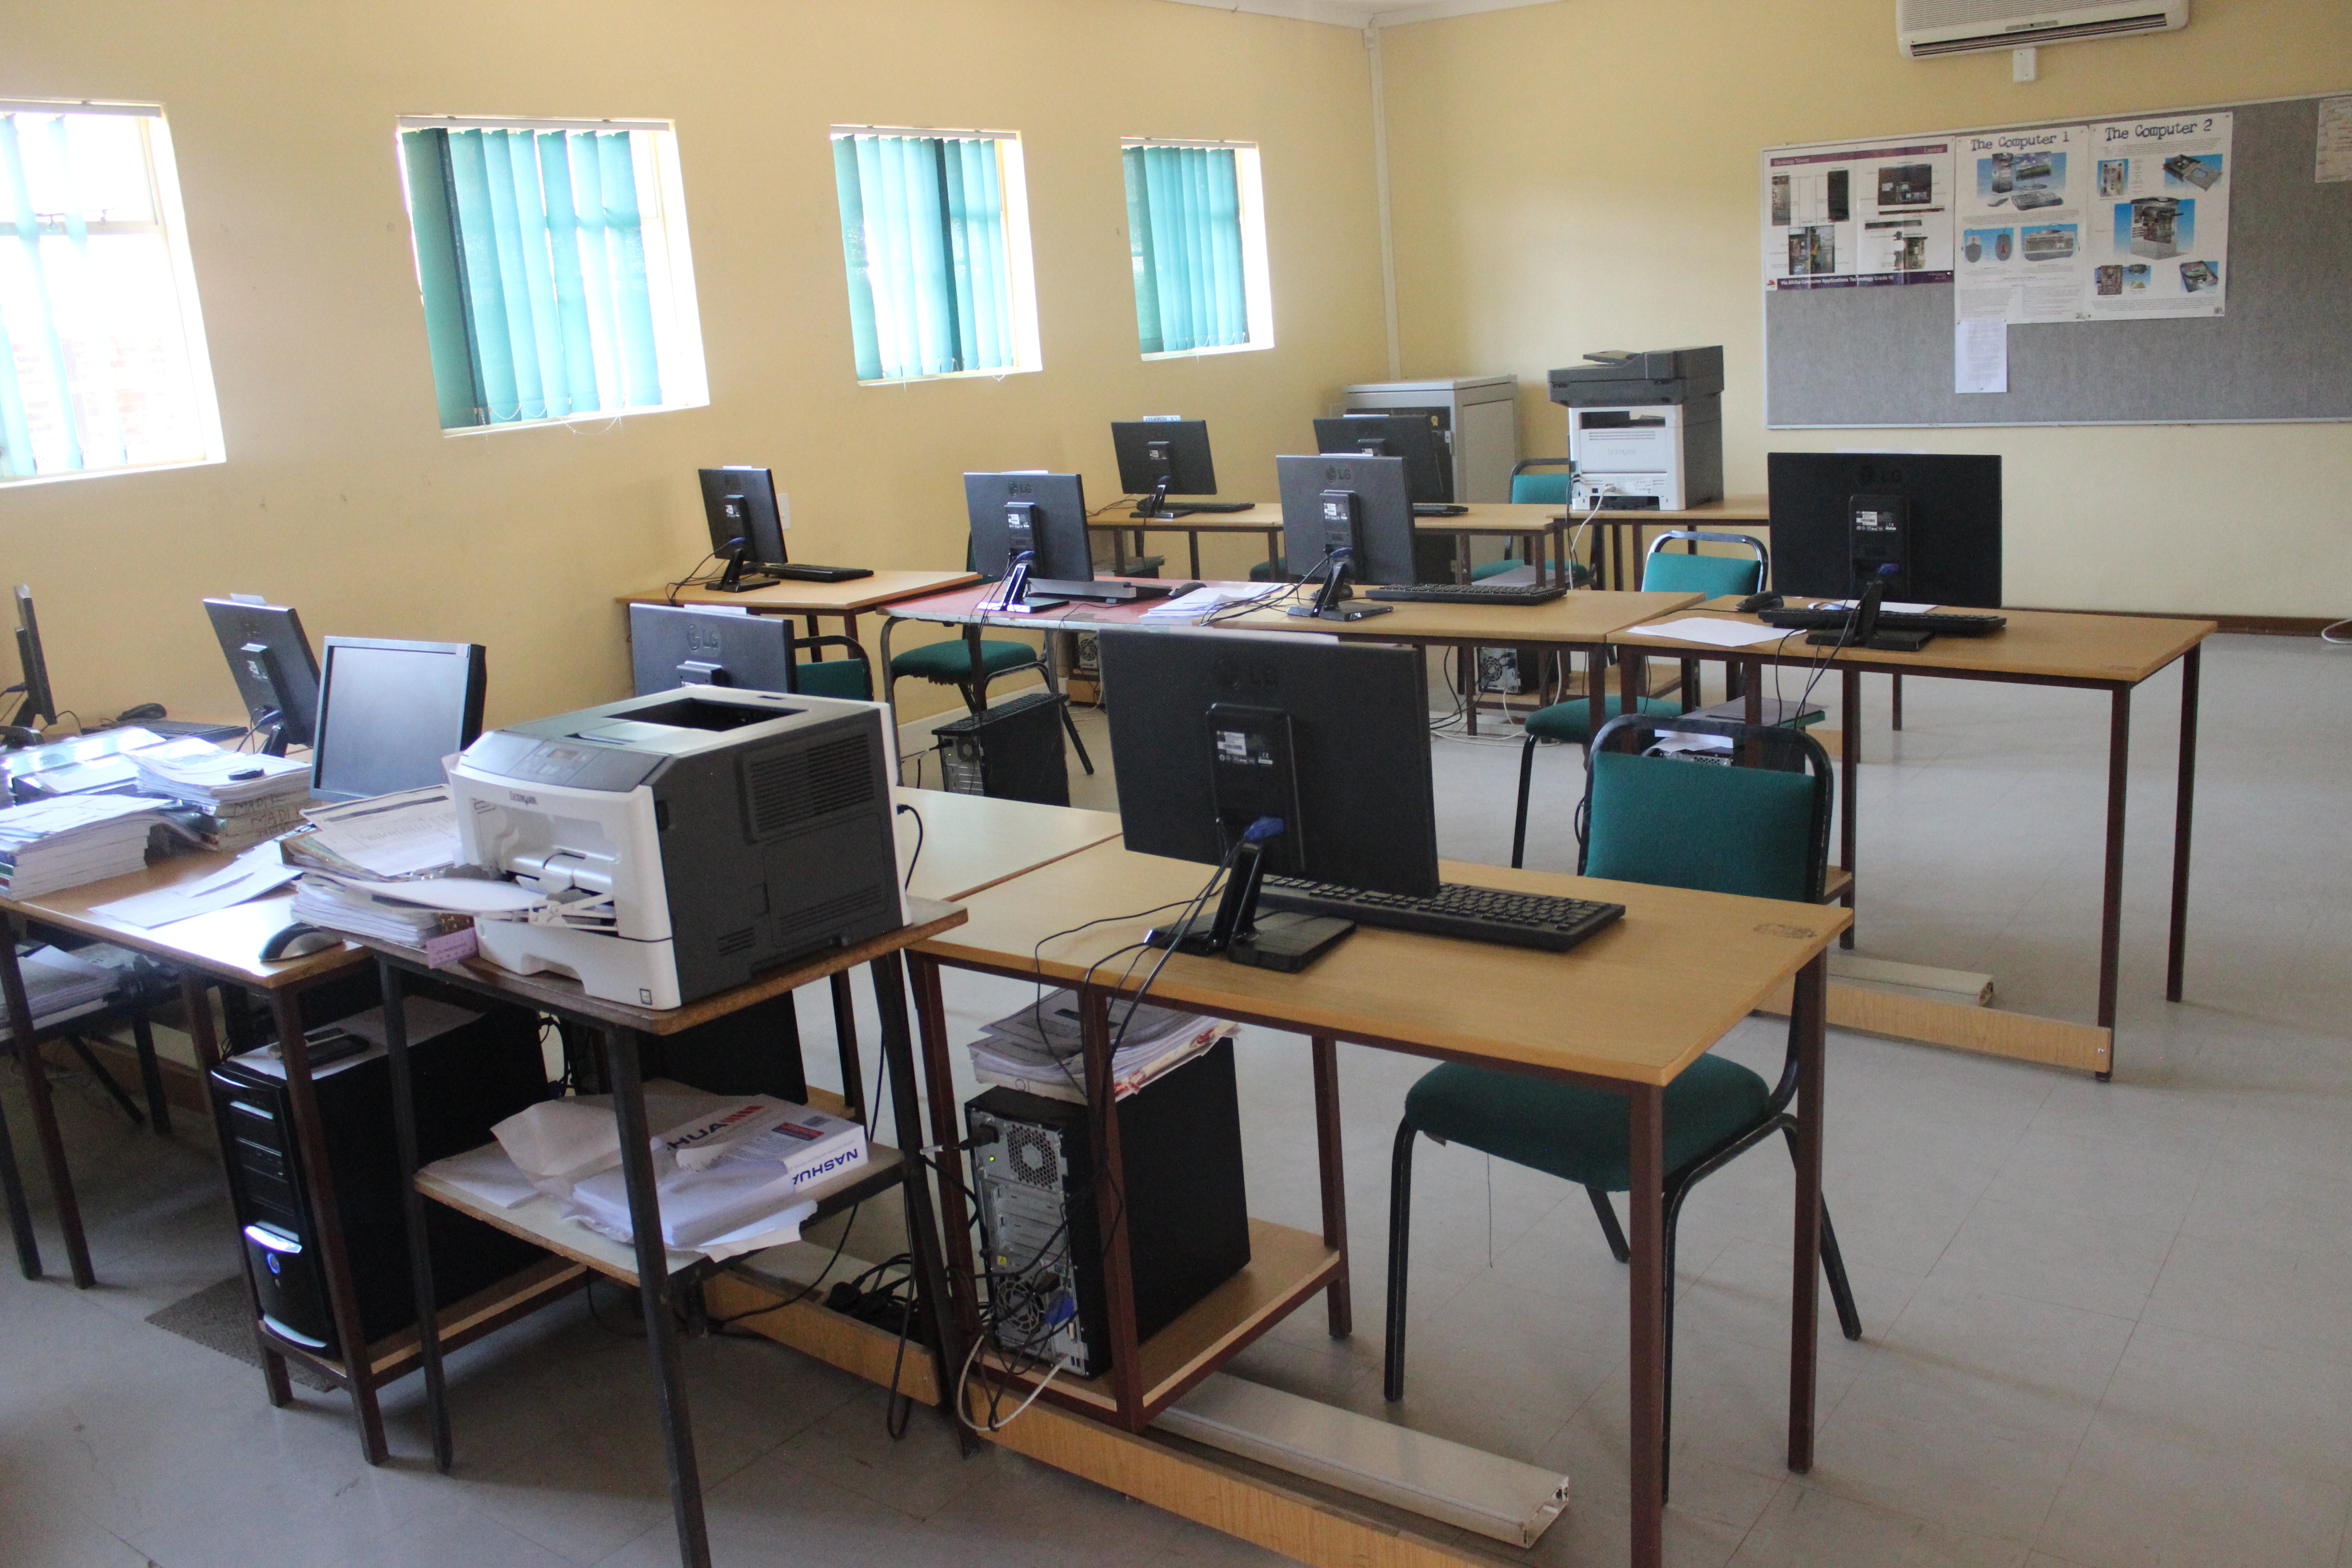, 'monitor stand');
711,541,779,593
1146,842,1354,974
1285,550,1392,623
